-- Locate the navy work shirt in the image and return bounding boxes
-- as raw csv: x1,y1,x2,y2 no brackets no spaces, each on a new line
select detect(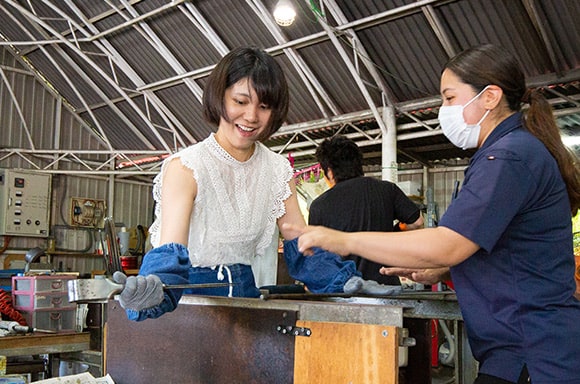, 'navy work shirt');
439,113,580,383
